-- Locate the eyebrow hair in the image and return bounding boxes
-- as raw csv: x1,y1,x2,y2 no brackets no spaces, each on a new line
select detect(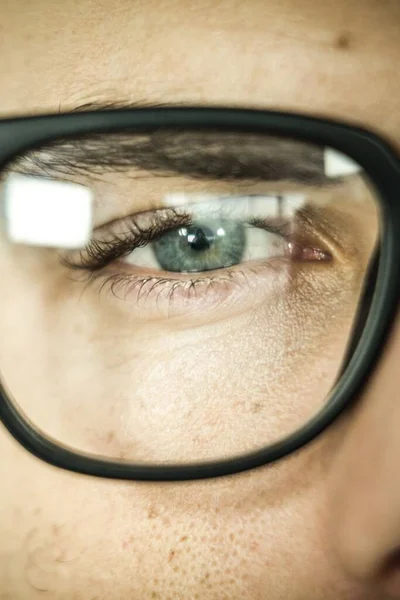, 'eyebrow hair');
65,99,180,113
11,107,341,186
